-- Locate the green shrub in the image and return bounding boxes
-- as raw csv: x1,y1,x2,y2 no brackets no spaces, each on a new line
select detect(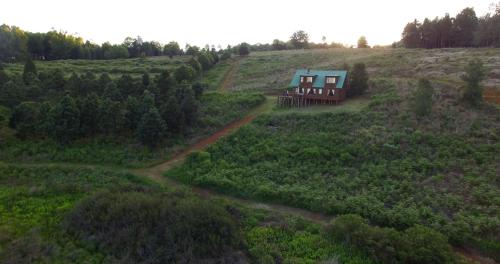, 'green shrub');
64,190,243,263
327,215,454,264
